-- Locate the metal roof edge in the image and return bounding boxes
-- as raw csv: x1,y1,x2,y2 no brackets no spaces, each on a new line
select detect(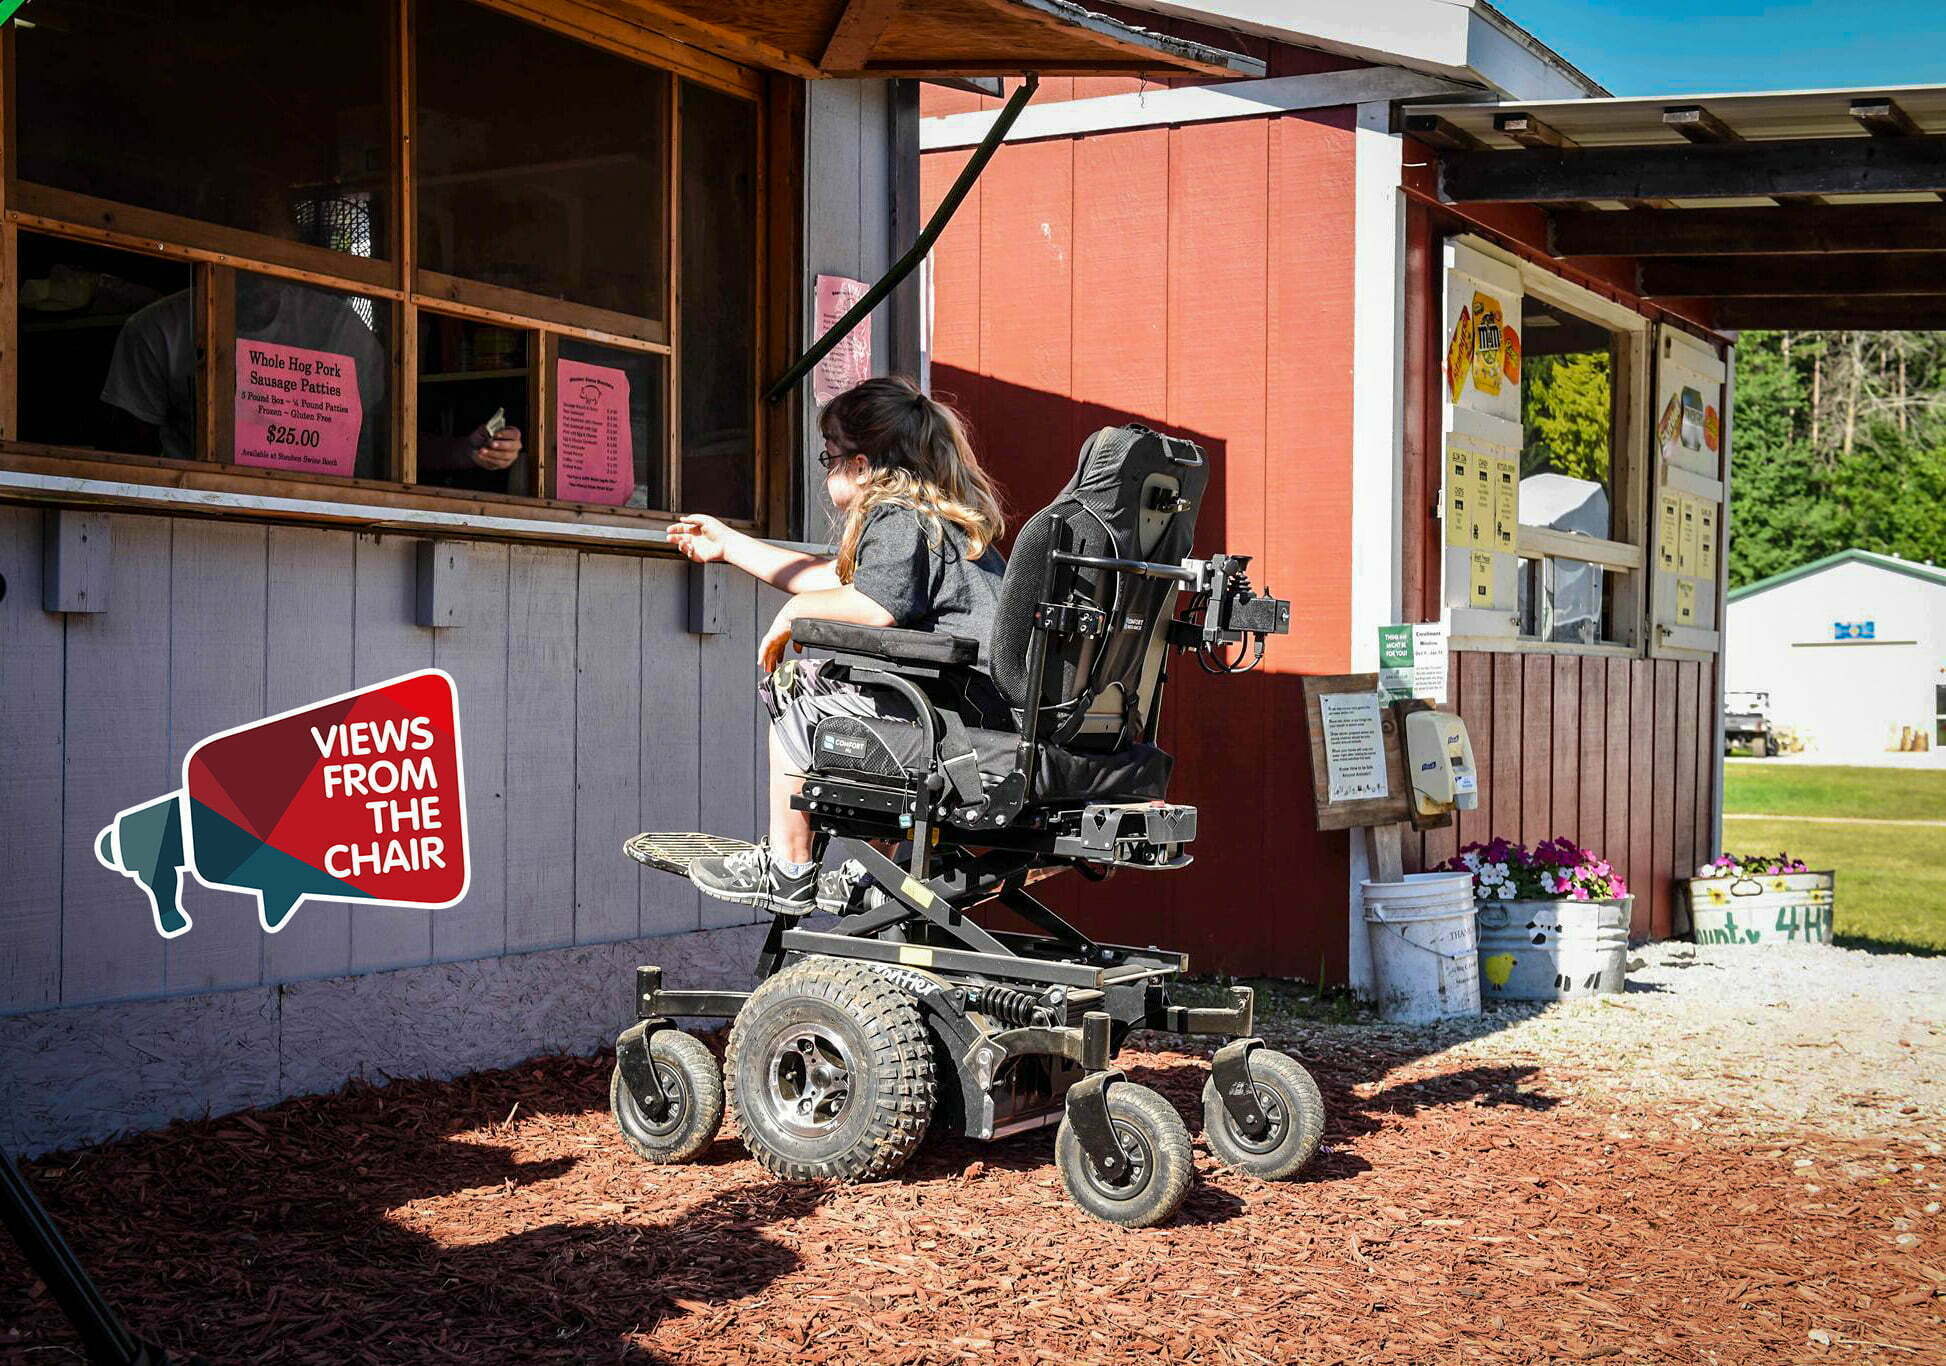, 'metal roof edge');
1011,0,1265,78
1468,1,1606,98
1727,548,1946,603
